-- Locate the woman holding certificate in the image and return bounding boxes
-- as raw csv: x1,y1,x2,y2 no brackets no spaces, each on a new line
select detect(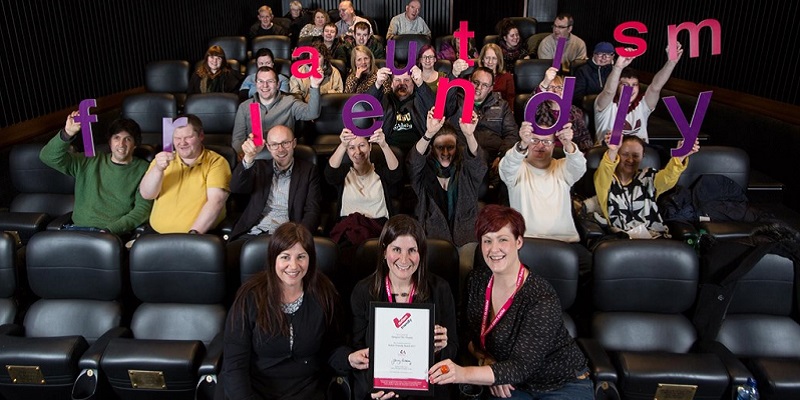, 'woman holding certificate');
429,205,592,399
221,222,356,400
350,215,458,400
